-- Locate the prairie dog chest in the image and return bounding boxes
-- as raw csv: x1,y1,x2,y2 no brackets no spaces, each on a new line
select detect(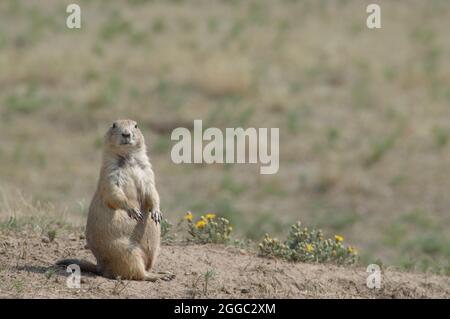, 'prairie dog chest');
113,157,152,198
